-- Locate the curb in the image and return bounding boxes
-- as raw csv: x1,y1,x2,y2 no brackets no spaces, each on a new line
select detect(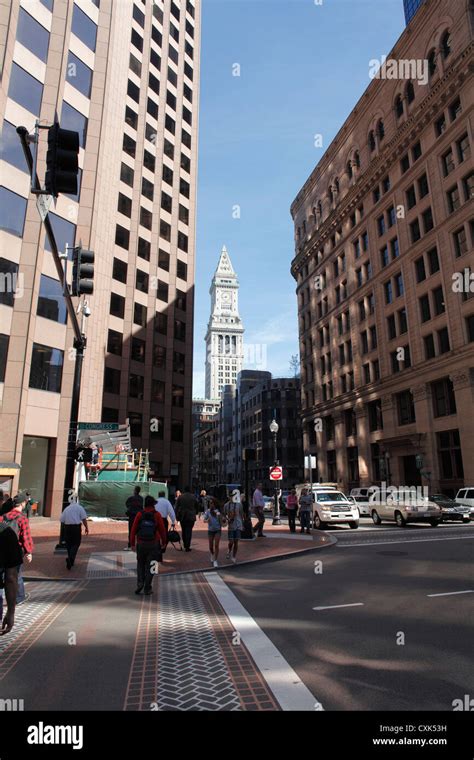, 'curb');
23,531,338,583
